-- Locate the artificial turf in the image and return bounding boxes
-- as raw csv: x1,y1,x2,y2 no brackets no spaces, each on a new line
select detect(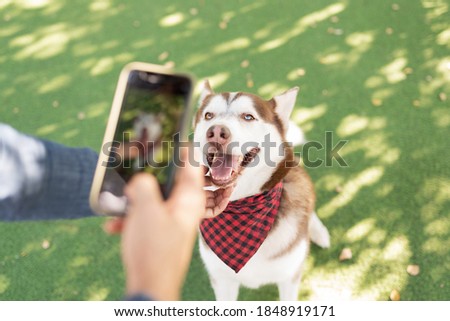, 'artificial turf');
0,0,449,300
